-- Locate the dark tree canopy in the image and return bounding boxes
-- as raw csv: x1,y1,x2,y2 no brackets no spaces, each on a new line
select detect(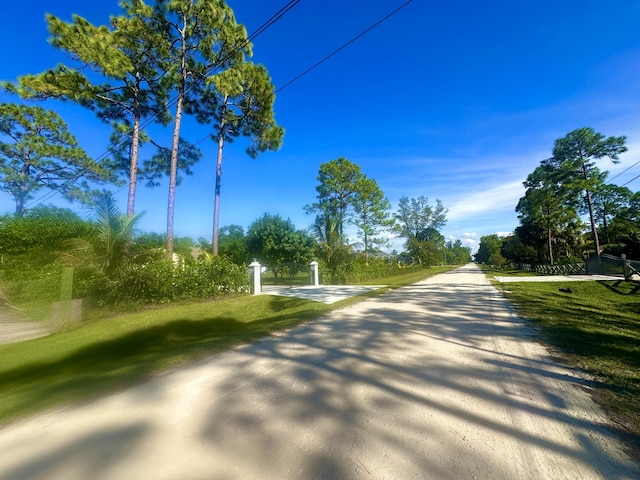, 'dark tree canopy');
0,103,113,216
246,213,315,269
544,127,627,256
